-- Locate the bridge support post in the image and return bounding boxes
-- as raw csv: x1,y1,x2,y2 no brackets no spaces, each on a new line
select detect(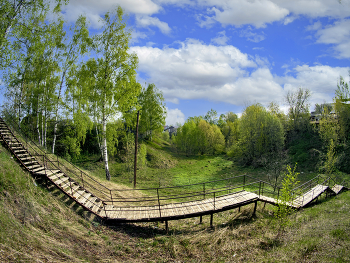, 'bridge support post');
199,215,202,224
210,214,213,228
253,200,257,216
165,220,169,234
